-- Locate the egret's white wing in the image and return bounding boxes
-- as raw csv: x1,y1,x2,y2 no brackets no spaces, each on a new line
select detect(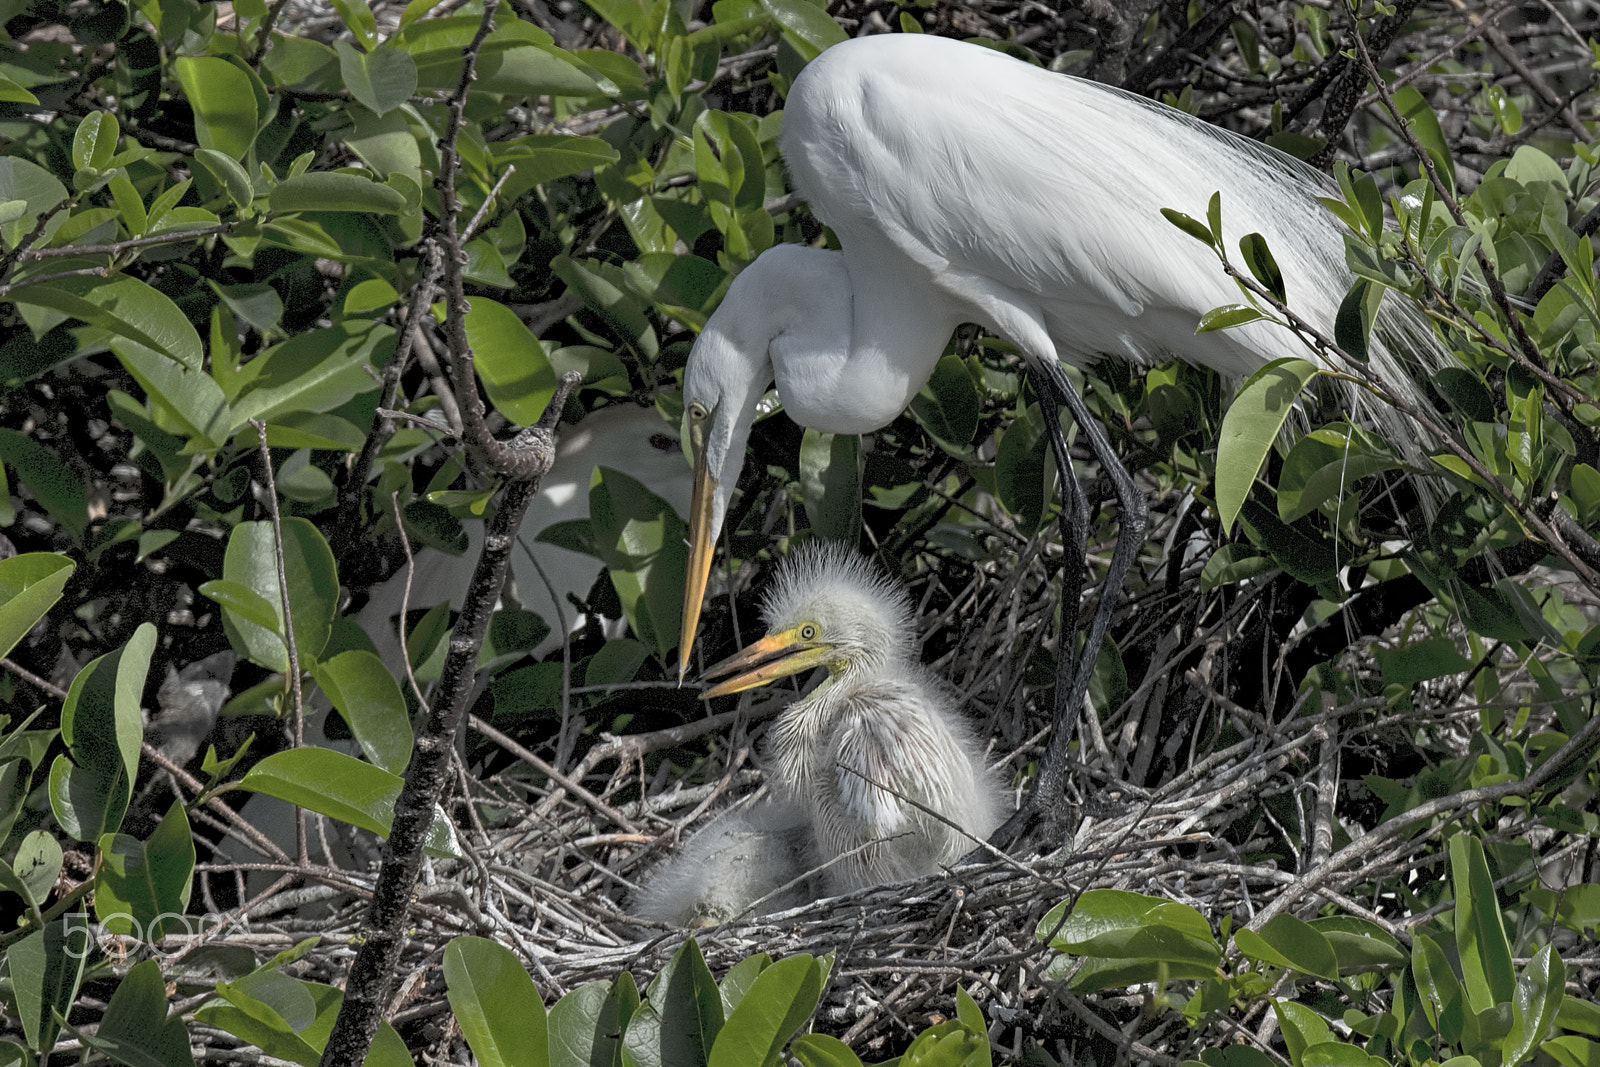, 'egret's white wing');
782,35,1397,384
